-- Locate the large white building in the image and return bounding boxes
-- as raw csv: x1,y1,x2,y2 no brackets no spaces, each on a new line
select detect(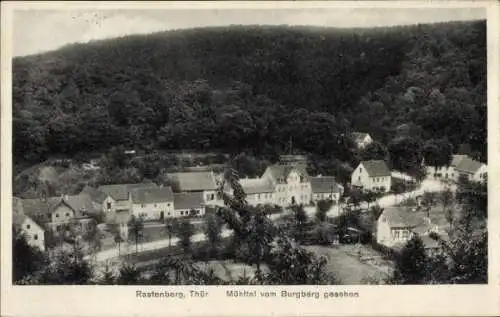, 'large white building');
261,164,312,206
351,160,391,193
